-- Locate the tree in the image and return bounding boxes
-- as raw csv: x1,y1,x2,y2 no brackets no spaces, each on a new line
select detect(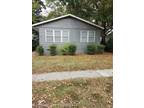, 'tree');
94,0,113,45
59,0,94,20
32,0,46,24
32,0,46,51
44,0,67,20
61,0,113,45
45,0,113,44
